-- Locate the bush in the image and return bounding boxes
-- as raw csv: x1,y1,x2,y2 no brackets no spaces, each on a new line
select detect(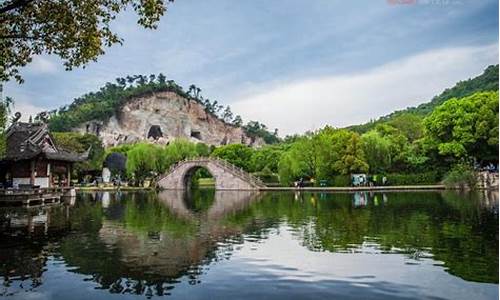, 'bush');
331,175,351,187
443,163,477,189
386,172,440,185
253,167,280,184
